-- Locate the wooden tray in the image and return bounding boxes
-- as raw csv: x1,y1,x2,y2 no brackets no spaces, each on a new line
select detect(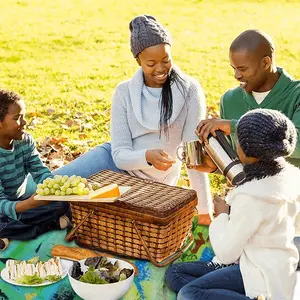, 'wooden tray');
34,186,131,203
